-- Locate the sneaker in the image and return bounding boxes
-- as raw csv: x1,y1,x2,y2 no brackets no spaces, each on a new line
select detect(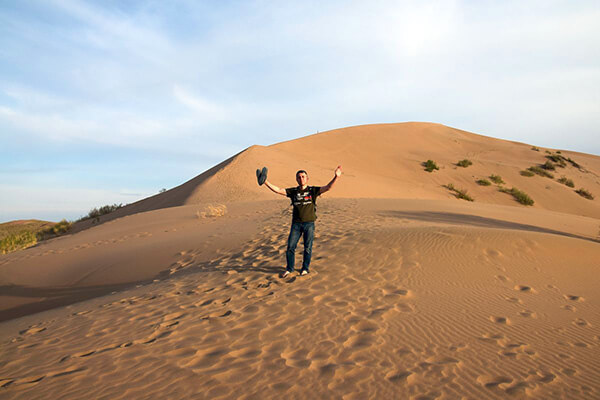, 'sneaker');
300,270,309,276
281,271,292,278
